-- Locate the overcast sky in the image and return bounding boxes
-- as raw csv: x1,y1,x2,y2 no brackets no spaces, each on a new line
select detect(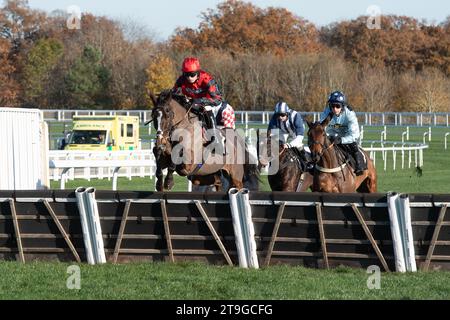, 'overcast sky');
28,0,450,41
